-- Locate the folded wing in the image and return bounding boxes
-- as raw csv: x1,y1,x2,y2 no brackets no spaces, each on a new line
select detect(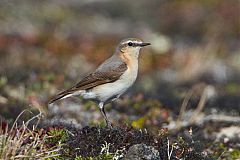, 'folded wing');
48,62,127,104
